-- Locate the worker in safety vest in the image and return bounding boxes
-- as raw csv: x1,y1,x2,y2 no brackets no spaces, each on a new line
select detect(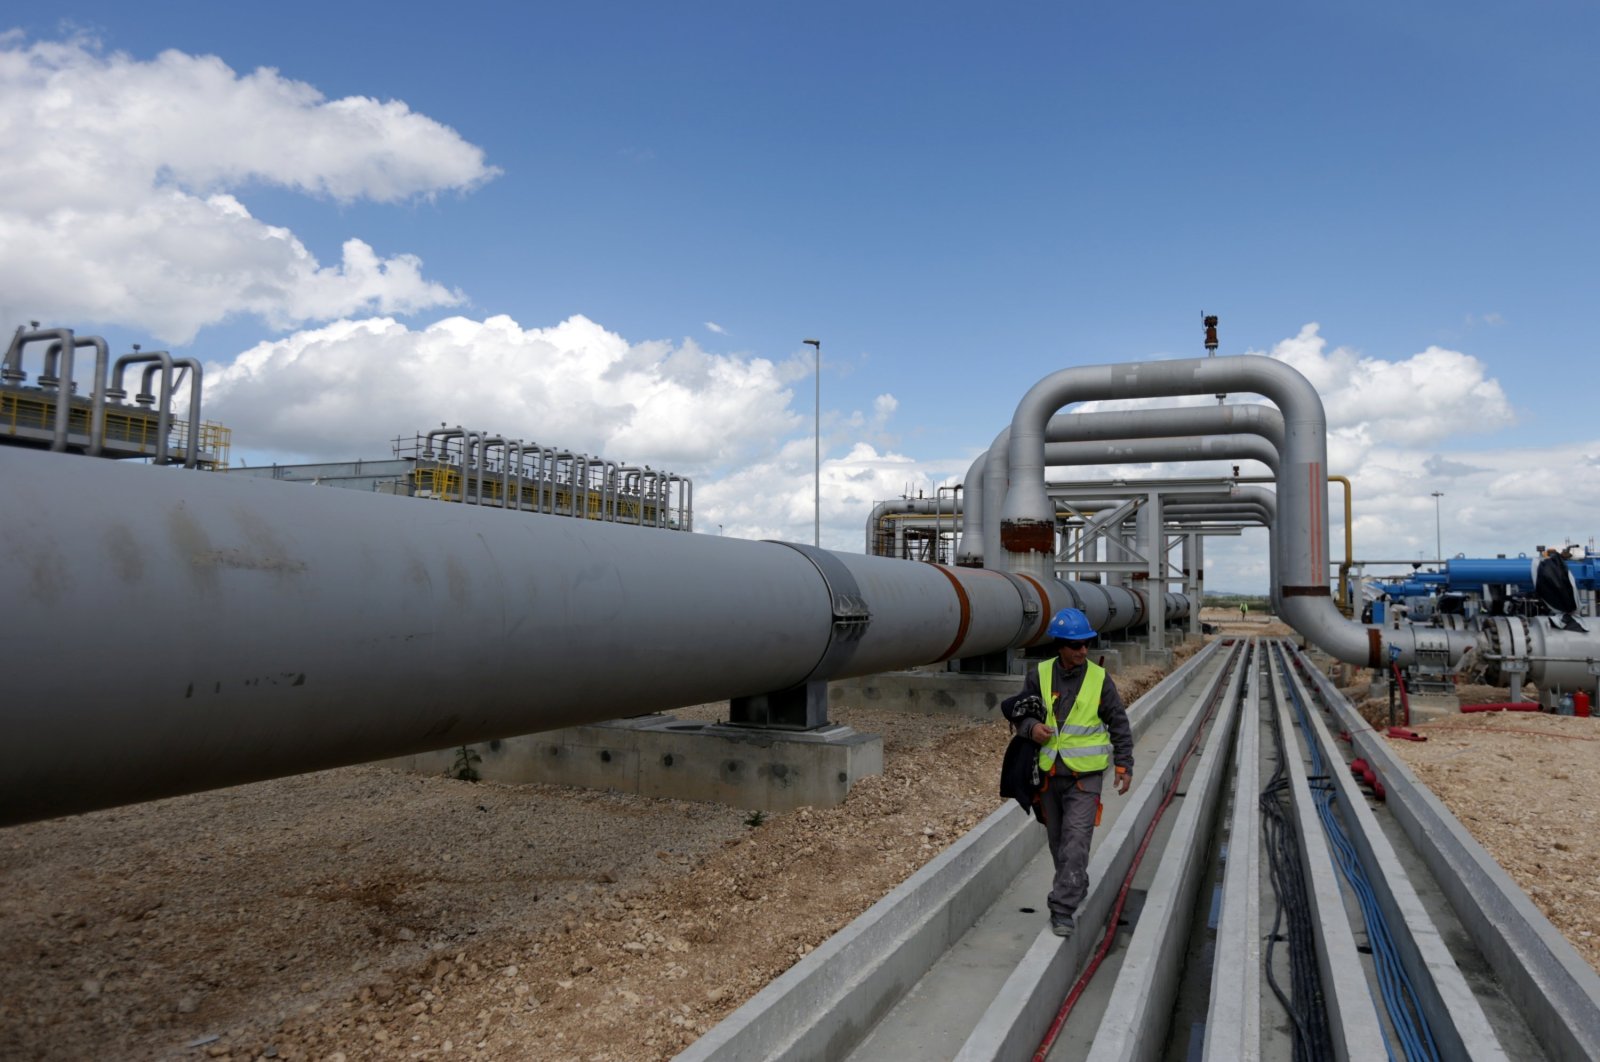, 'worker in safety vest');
999,607,1133,938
